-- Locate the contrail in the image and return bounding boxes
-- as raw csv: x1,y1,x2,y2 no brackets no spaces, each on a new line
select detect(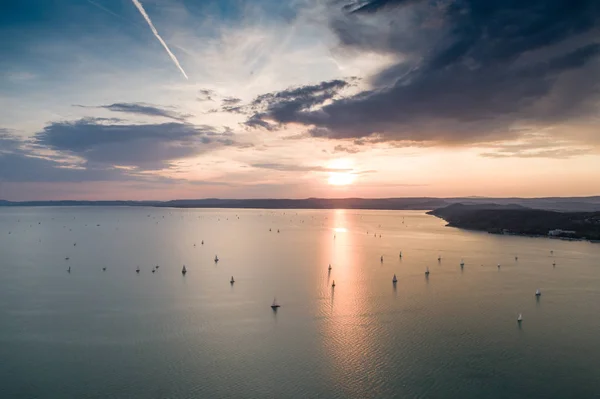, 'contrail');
130,0,188,80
